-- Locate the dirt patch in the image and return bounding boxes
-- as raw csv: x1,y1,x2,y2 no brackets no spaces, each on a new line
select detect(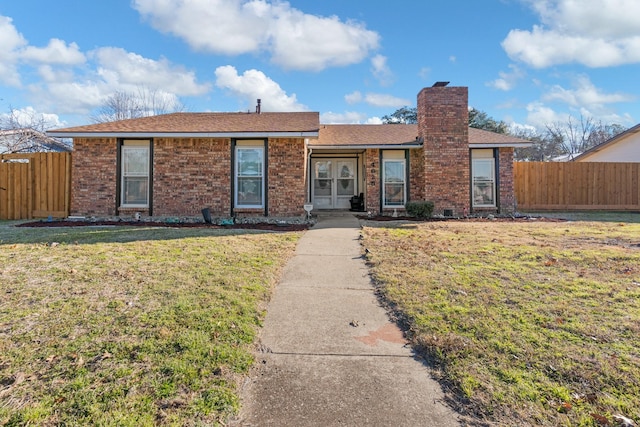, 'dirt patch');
357,214,567,222
16,220,310,232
